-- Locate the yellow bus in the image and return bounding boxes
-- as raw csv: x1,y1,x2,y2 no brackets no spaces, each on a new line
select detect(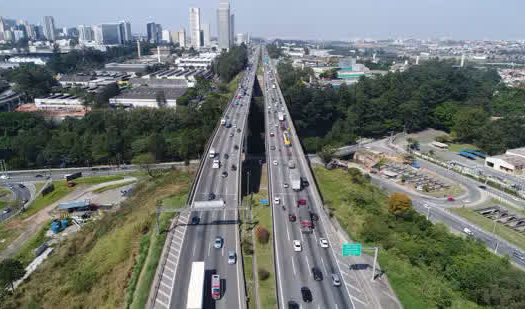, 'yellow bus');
283,132,291,146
